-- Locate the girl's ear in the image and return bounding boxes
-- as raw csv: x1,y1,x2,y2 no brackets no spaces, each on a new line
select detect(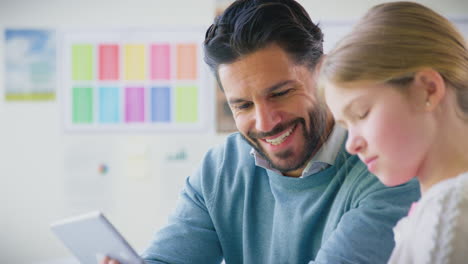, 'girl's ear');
413,68,446,111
